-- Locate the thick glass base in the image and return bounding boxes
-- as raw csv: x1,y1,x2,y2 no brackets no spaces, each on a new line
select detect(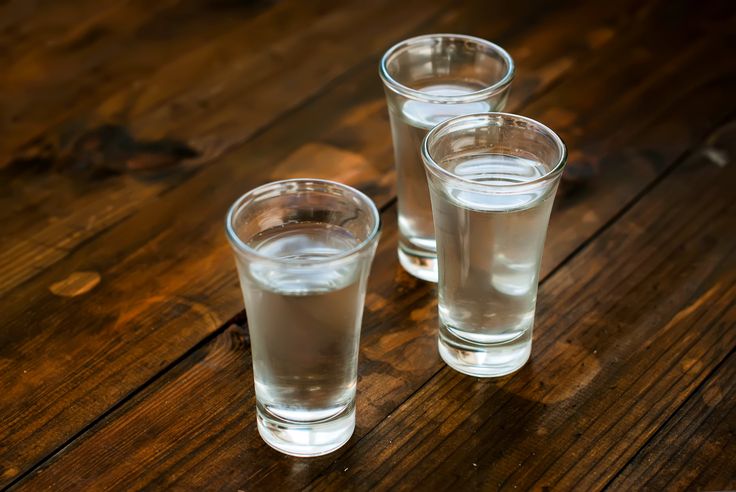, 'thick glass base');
398,243,437,283
438,322,531,378
256,401,355,457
